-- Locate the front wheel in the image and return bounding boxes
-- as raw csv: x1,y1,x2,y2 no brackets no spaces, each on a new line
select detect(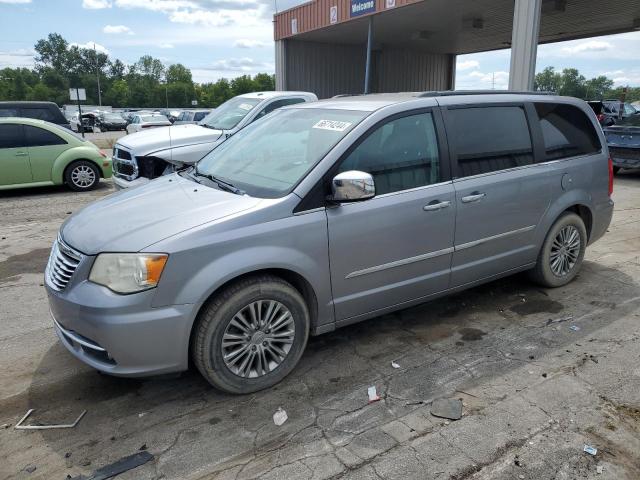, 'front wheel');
191,275,310,394
64,160,100,191
529,213,587,288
